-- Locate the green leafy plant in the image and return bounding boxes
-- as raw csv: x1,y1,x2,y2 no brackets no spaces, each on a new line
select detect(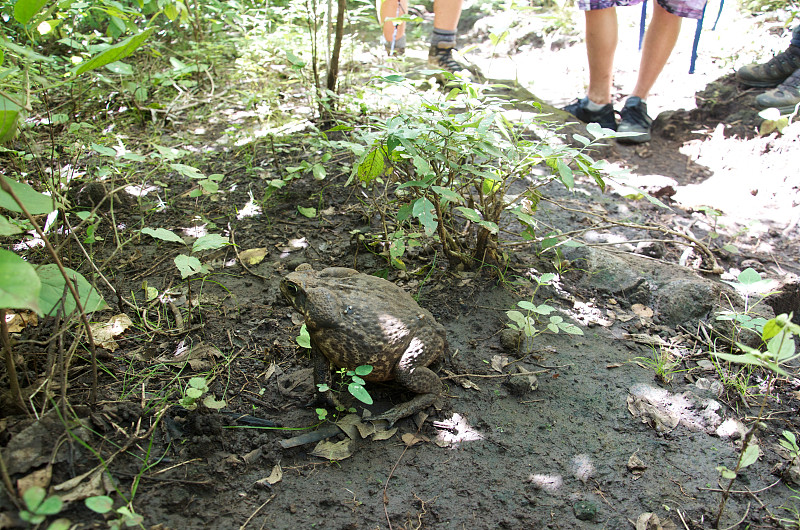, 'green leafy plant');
716,267,777,341
711,313,800,527
348,75,623,270
140,228,230,279
505,273,583,352
19,487,63,526
85,496,144,530
318,365,375,407
634,345,684,384
781,430,800,459
180,376,226,410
